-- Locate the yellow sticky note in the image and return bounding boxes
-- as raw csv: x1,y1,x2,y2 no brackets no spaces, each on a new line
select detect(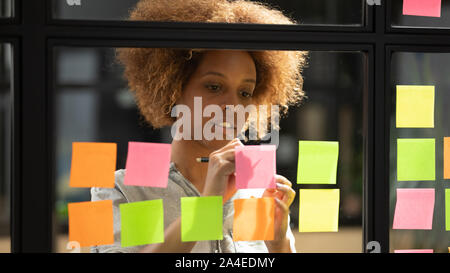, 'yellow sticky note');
299,189,340,232
396,85,434,128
